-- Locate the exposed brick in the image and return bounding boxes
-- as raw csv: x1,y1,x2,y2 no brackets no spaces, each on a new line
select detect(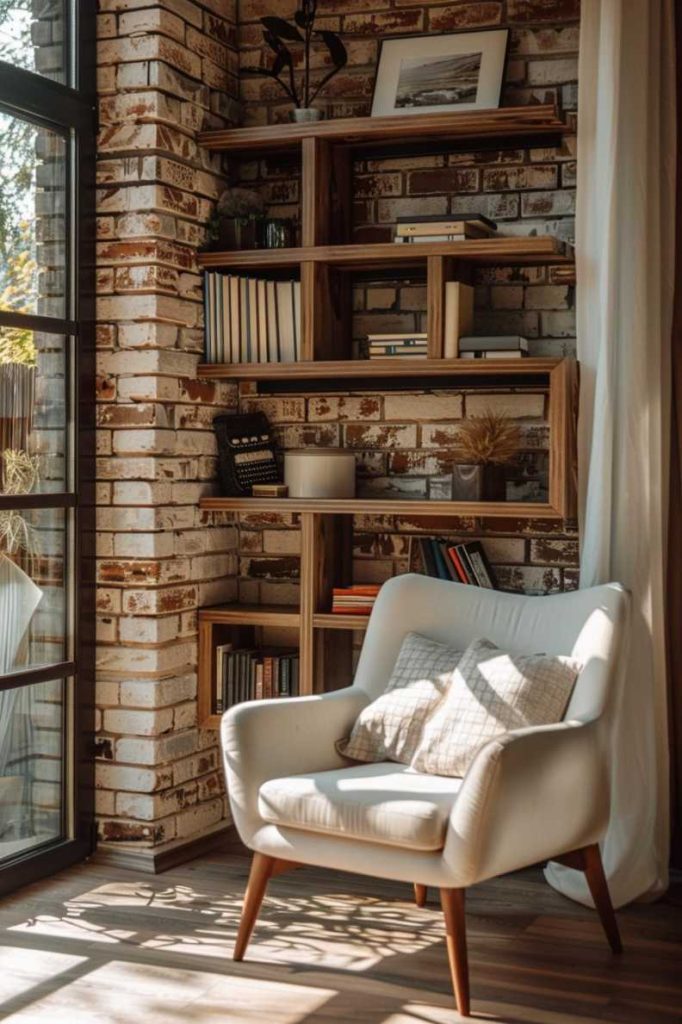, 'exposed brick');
384,394,463,422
